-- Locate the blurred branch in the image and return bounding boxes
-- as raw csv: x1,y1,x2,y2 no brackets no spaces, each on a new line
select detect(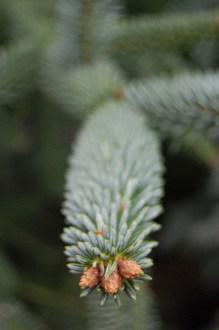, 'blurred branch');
43,60,125,117
80,0,94,63
125,71,219,143
53,0,120,66
112,9,219,53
